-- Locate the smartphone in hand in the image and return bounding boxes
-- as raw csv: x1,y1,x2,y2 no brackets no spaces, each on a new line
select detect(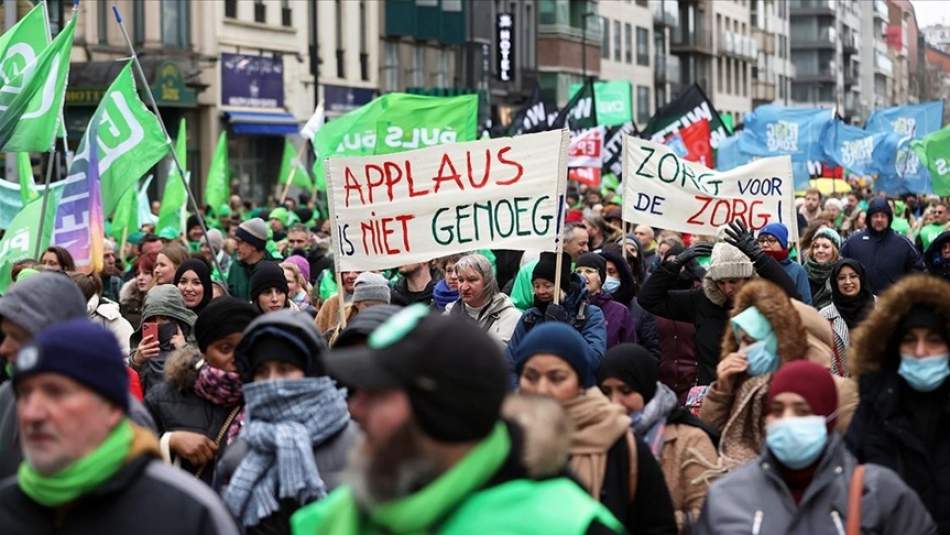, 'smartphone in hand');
142,322,159,342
